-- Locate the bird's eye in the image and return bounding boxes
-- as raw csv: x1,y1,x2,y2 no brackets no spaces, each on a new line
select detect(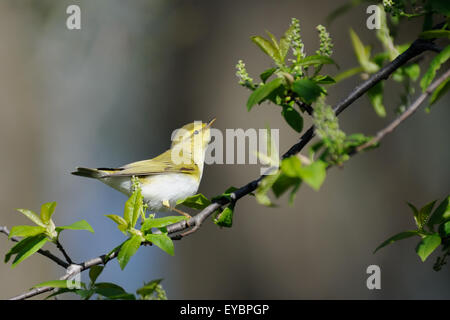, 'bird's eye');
194,130,199,135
